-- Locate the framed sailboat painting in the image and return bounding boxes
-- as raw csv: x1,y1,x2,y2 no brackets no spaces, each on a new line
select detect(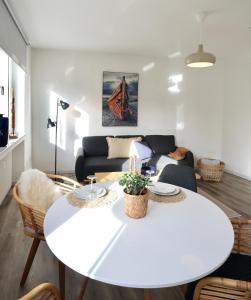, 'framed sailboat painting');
102,71,139,126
